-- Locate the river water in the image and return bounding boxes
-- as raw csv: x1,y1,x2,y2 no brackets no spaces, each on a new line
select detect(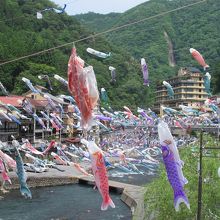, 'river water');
0,184,131,220
108,166,158,186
